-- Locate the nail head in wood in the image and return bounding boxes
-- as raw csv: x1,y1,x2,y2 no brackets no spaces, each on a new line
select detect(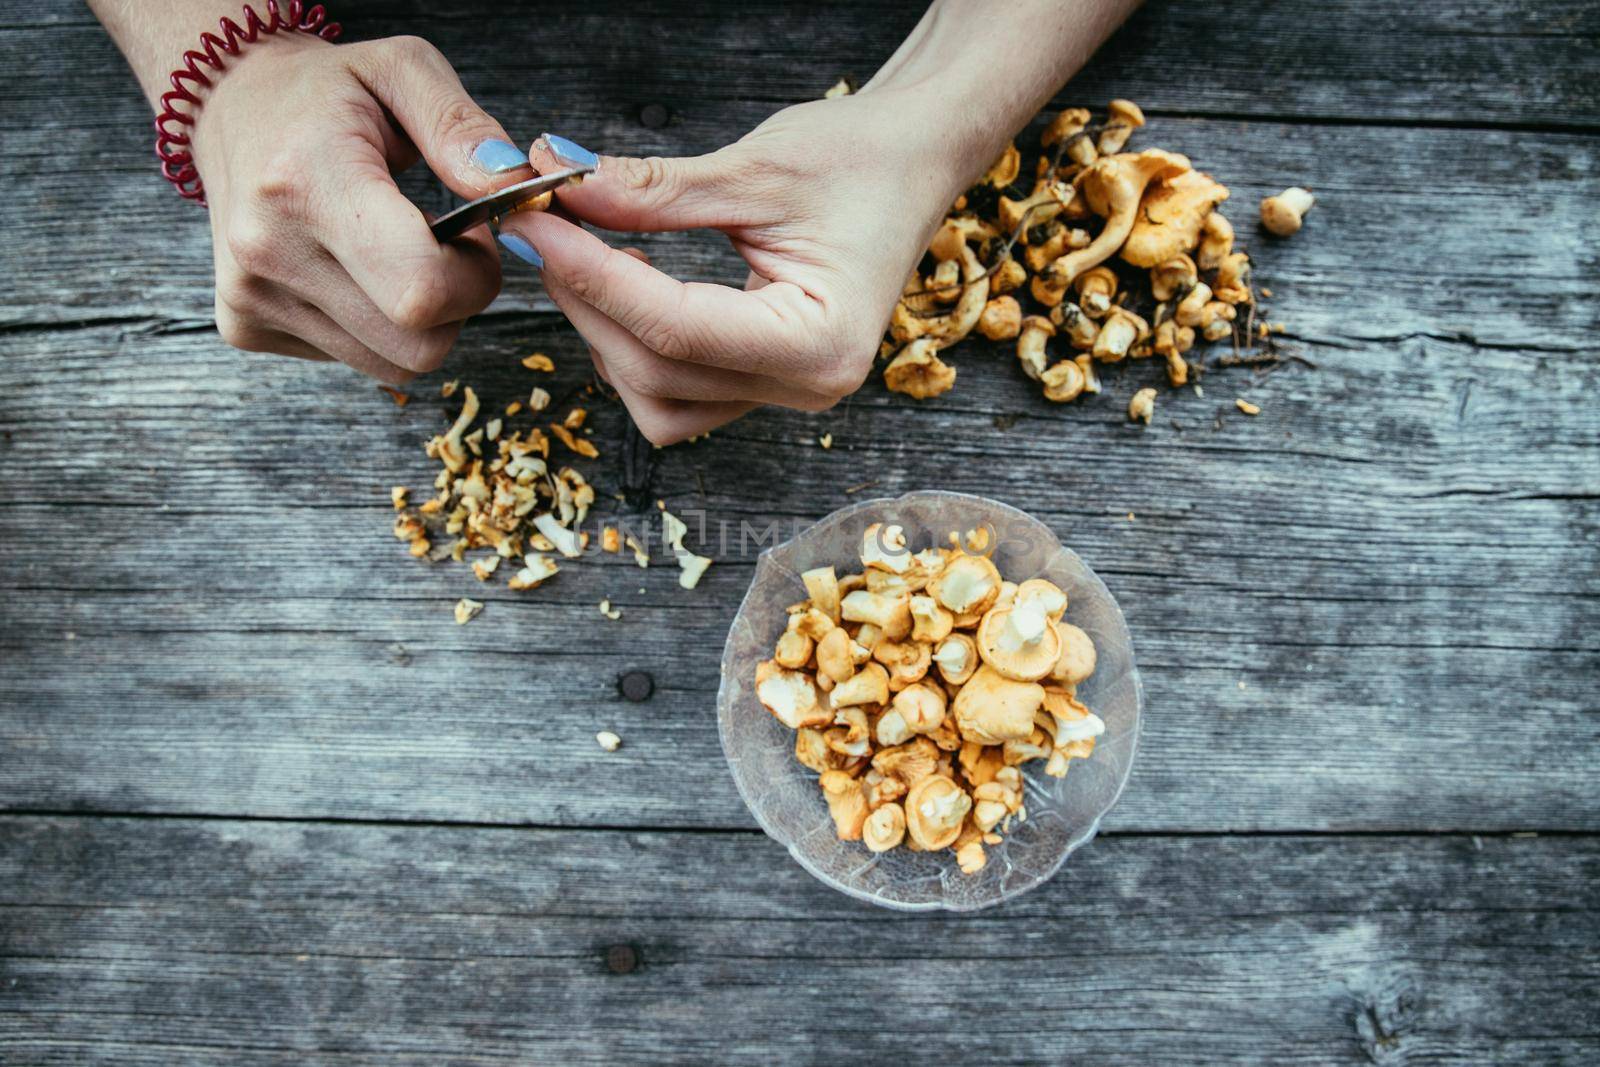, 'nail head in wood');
618,670,654,702
605,943,639,974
